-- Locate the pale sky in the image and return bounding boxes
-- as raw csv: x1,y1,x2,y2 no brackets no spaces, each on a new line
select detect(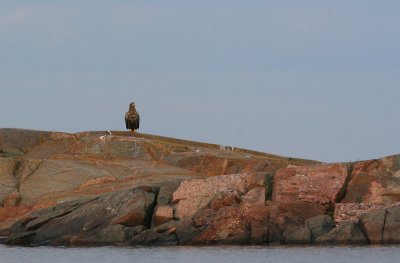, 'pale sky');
1,1,399,162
